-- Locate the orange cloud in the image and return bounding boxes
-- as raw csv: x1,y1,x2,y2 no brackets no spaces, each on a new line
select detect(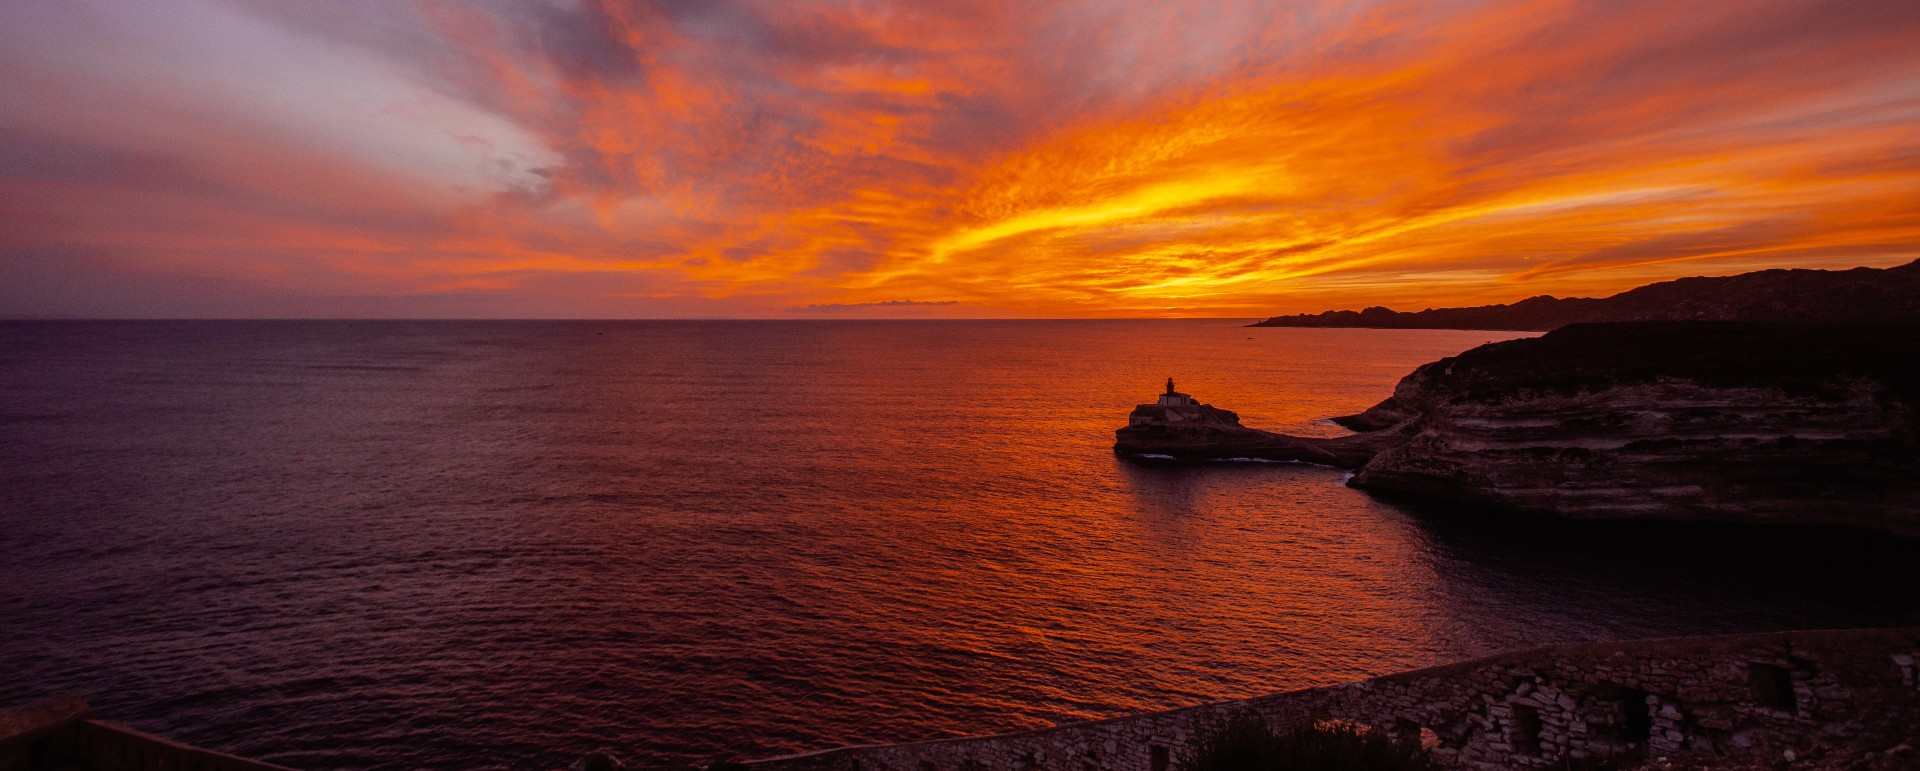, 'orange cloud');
2,0,1917,317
